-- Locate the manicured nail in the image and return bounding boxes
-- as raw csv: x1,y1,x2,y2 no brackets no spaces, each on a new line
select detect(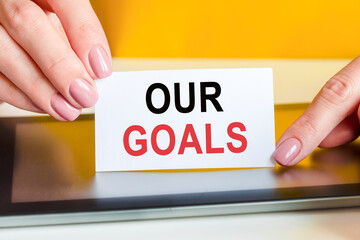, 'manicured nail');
70,78,98,108
51,93,81,121
89,45,112,78
272,138,302,166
